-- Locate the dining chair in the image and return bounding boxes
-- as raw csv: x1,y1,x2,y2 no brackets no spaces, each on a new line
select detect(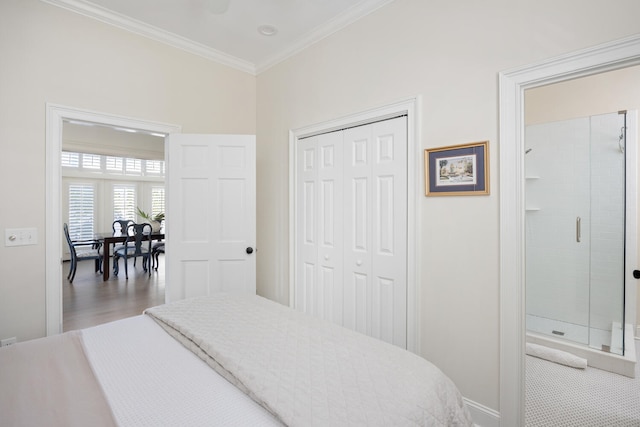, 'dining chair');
113,223,152,279
112,219,136,267
63,223,102,283
112,219,133,236
152,242,165,270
